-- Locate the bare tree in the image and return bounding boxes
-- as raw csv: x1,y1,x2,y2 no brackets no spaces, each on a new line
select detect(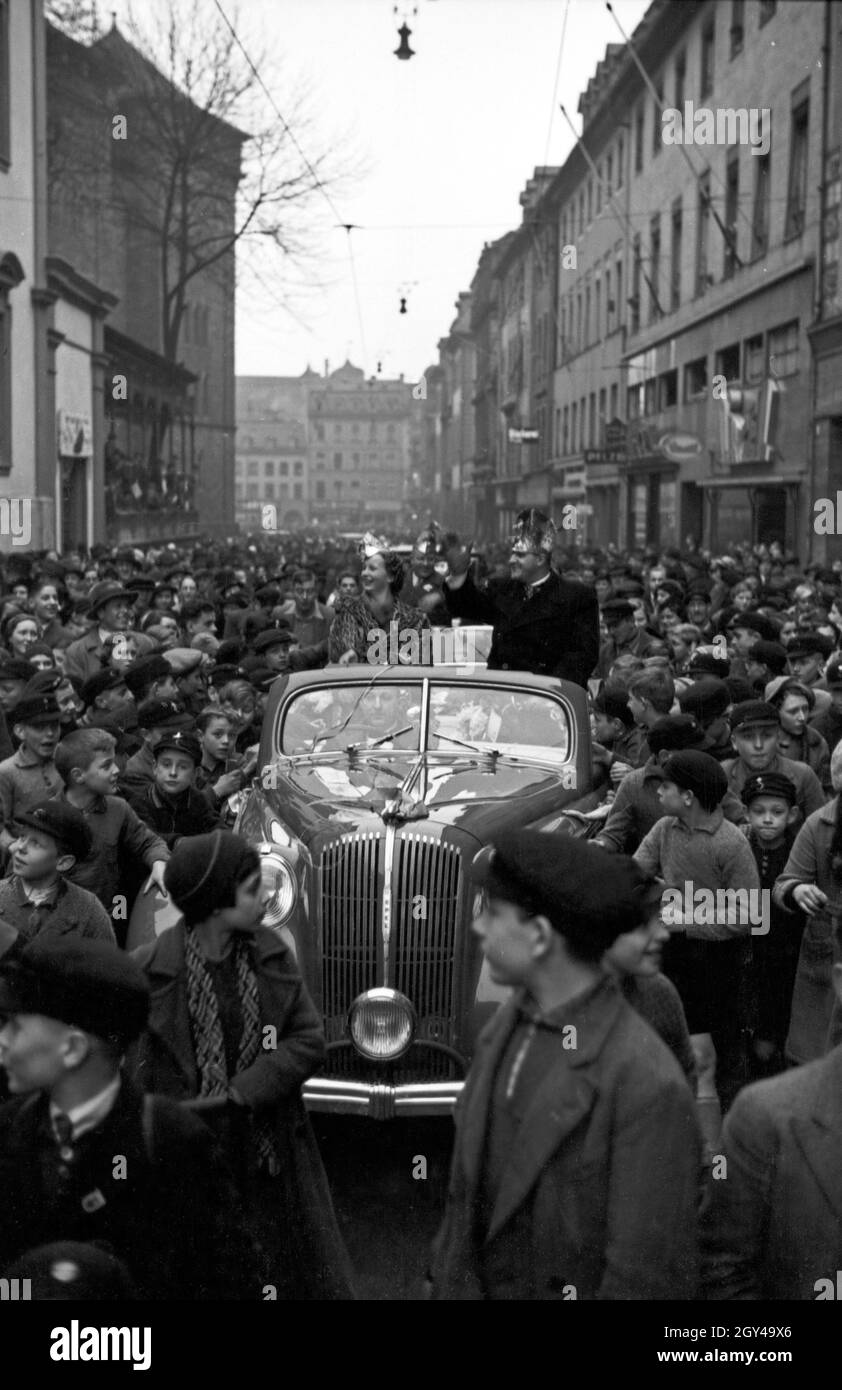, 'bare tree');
49,0,357,364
